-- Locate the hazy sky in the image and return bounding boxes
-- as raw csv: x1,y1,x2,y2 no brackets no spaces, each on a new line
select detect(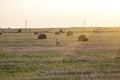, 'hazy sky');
0,0,120,28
